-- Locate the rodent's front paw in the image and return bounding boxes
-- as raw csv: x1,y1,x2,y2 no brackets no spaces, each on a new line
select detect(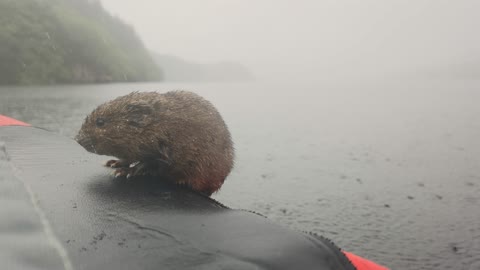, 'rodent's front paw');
111,161,147,179
105,159,129,168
